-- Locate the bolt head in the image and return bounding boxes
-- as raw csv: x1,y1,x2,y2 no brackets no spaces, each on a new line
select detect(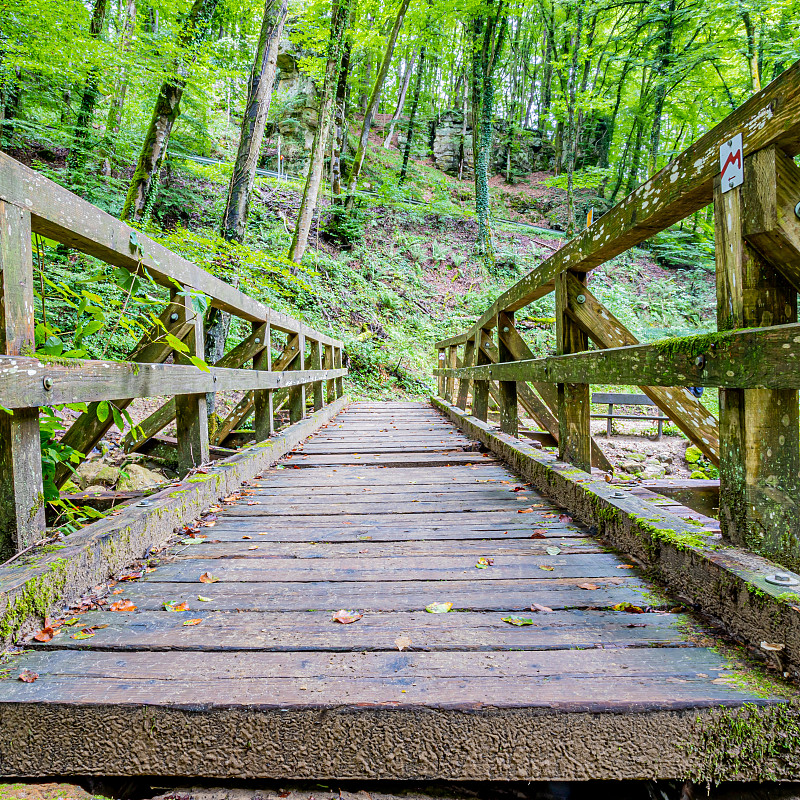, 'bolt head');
766,573,799,587
576,294,587,304
695,355,706,368
795,201,800,221
170,312,179,322
42,376,53,391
